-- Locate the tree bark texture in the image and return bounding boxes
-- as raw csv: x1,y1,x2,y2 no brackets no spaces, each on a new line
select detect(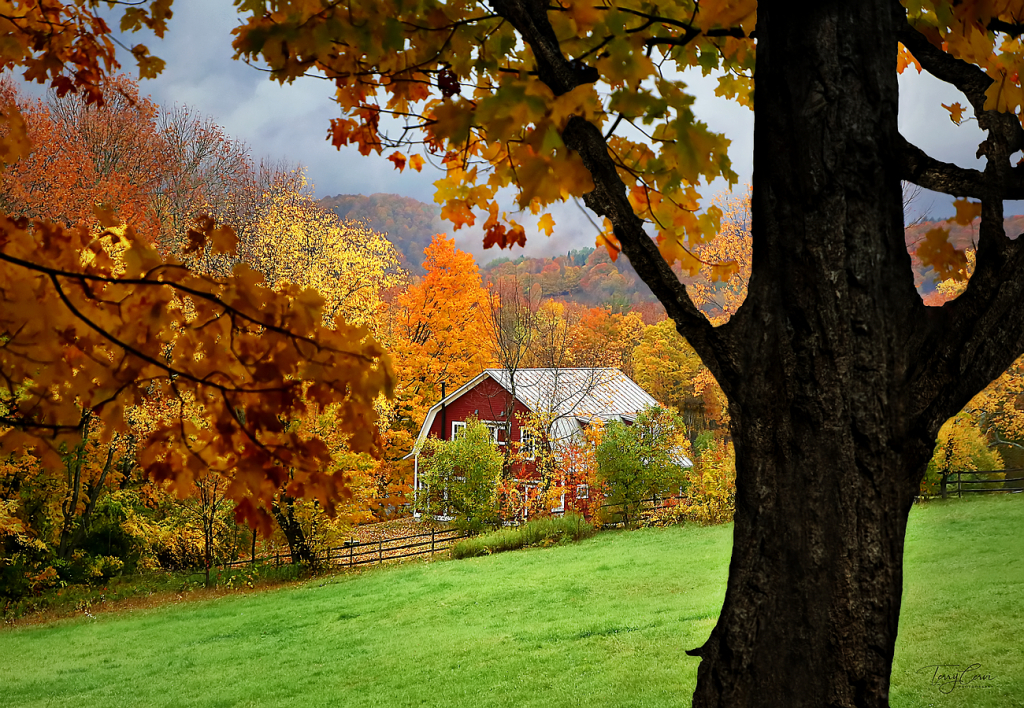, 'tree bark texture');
686,4,930,705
